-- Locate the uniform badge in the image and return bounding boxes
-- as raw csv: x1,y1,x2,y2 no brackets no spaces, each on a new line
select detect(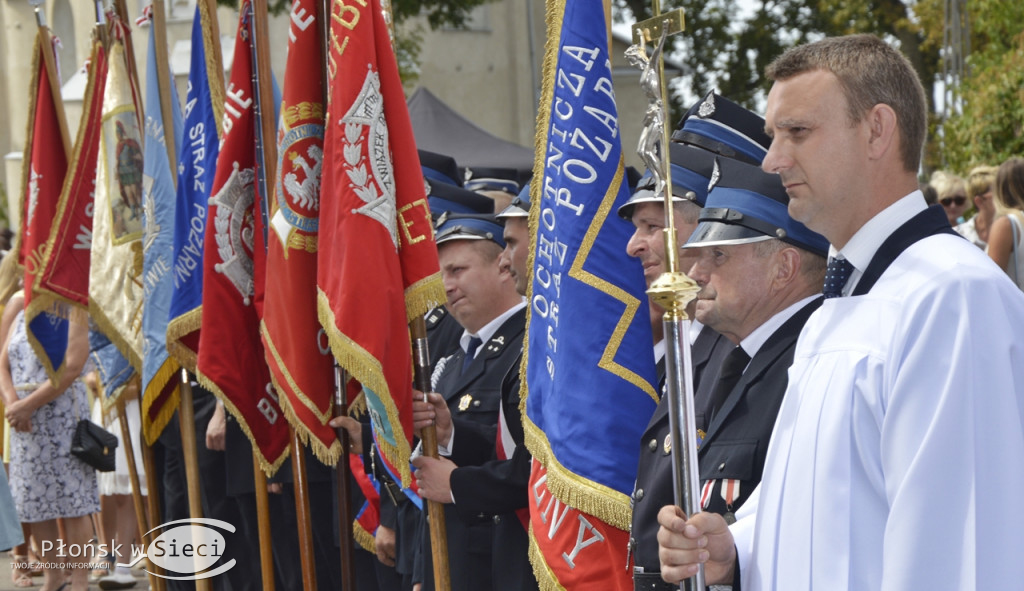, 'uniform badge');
698,93,716,118
458,394,473,411
696,429,706,448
